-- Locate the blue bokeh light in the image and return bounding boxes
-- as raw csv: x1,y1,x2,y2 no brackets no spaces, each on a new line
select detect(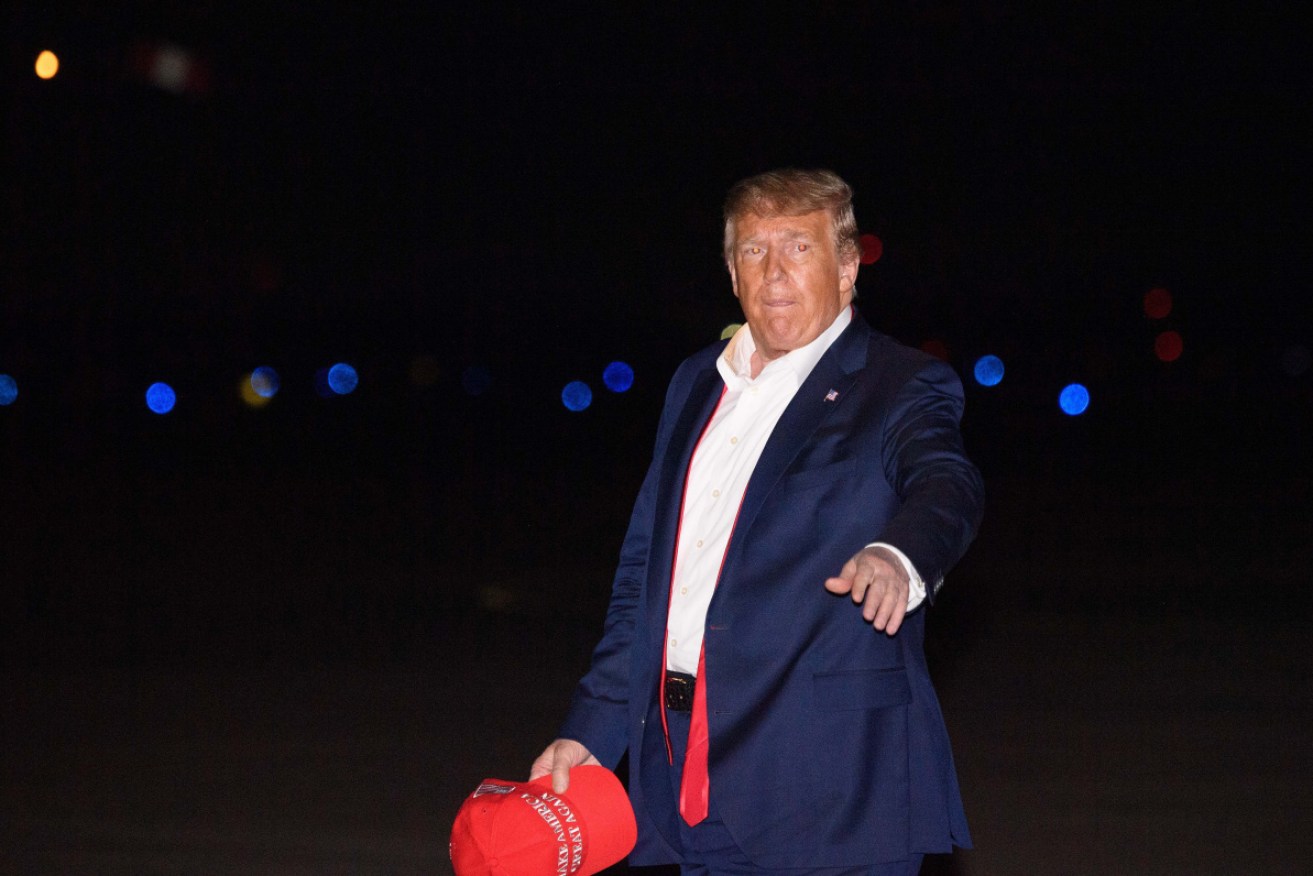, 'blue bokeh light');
146,382,177,414
0,374,17,406
327,362,359,395
1059,383,1090,416
973,355,1005,387
251,366,280,398
562,380,593,412
603,361,635,393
